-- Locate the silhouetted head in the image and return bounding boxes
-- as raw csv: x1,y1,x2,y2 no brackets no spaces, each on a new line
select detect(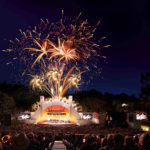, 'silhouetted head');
139,133,150,150
114,134,124,147
107,134,114,147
